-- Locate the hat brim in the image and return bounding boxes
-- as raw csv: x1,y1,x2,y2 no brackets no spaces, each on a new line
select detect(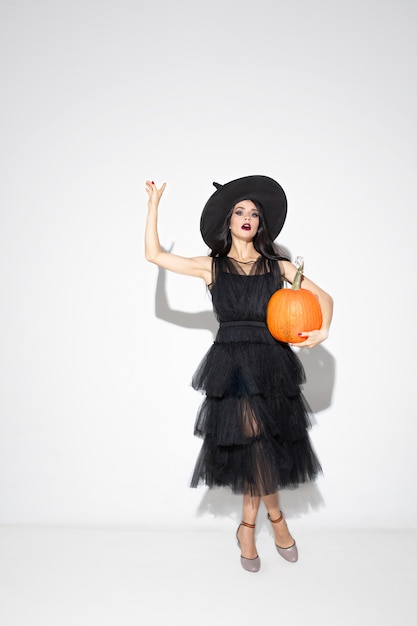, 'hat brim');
200,175,287,248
